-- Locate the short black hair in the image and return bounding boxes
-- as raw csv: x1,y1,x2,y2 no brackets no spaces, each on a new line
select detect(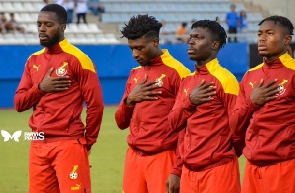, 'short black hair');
191,20,227,50
41,4,67,24
258,15,294,35
120,14,162,40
